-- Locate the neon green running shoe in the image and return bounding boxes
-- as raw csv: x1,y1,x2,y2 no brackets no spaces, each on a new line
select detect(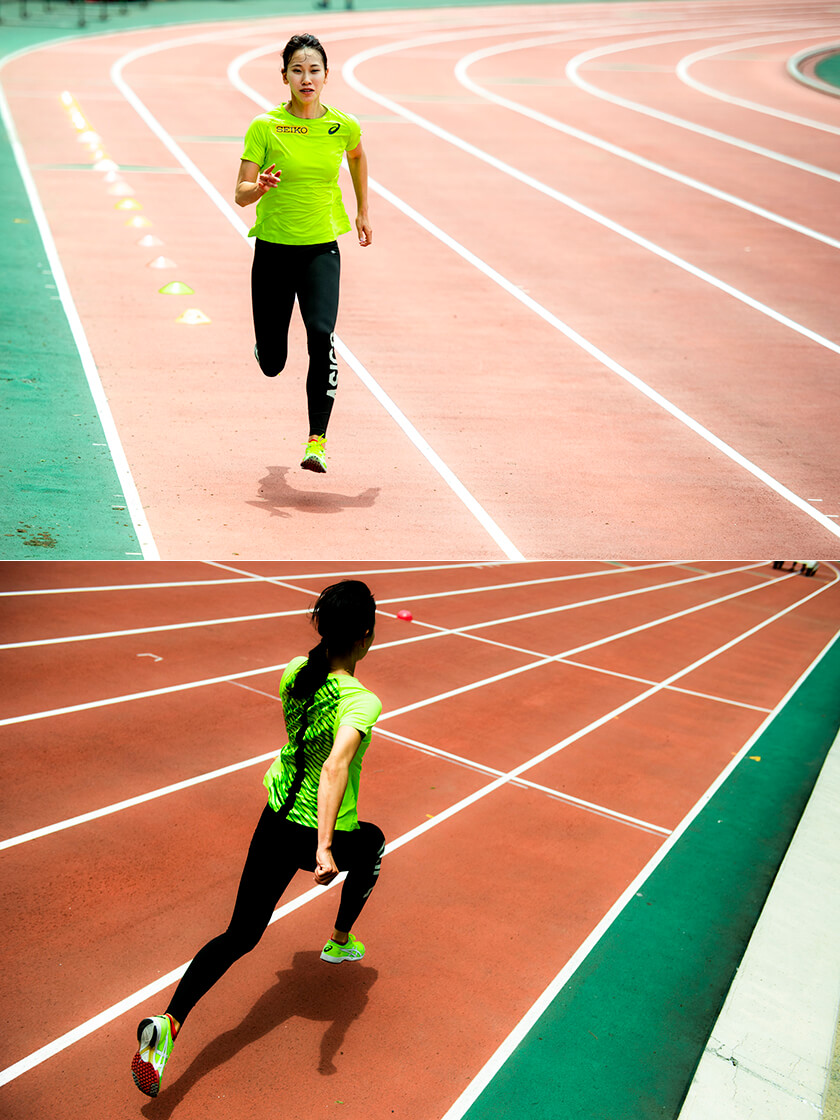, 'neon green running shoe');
301,434,327,473
131,1013,177,1097
320,933,365,963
